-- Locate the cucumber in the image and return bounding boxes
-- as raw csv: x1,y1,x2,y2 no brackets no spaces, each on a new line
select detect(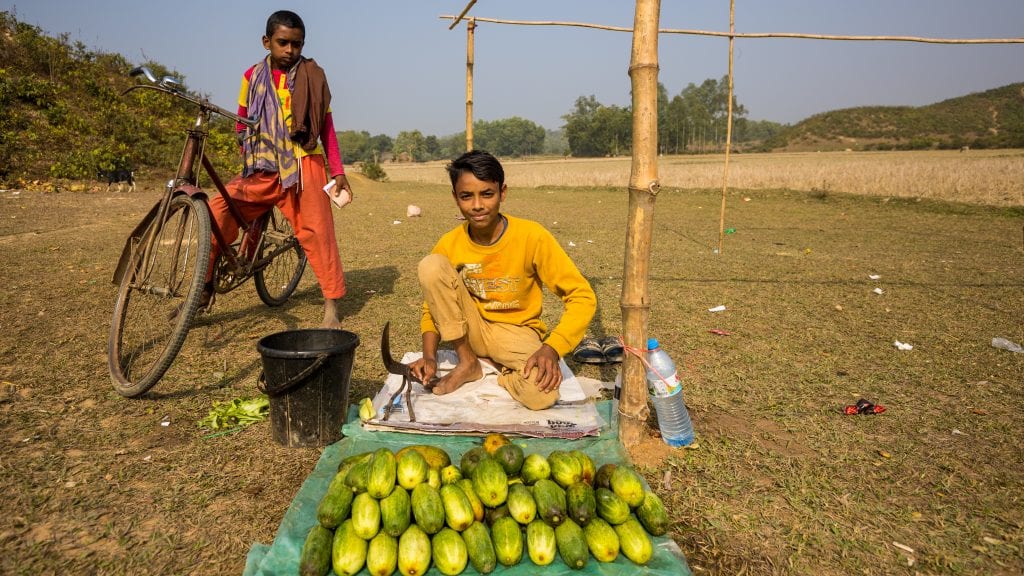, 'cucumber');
520,453,551,485
366,532,398,576
610,465,645,508
431,527,469,575
548,450,583,488
367,447,397,499
525,519,557,566
350,492,381,540
395,444,452,470
440,482,475,531
532,478,567,527
299,524,332,576
582,517,620,563
411,483,445,534
337,450,373,473
595,487,630,525
380,485,412,537
506,482,537,525
554,518,589,570
396,448,429,490
331,519,367,576
317,469,355,529
345,459,371,493
471,457,509,508
569,450,596,485
636,490,670,536
614,517,653,565
458,478,485,522
462,520,497,574
398,524,432,576
490,516,524,566
566,482,597,526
